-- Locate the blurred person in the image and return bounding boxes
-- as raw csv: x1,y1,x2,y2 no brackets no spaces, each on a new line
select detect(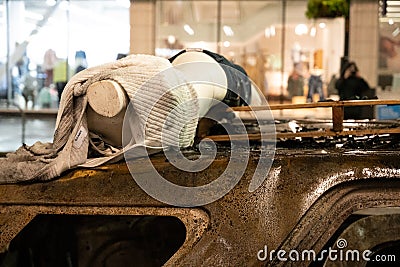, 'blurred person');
15,43,29,78
53,58,70,104
74,50,88,74
291,42,302,64
335,61,373,119
307,68,325,103
287,63,304,98
307,71,324,102
37,85,52,108
327,74,338,96
21,72,38,109
335,61,370,100
43,49,57,87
